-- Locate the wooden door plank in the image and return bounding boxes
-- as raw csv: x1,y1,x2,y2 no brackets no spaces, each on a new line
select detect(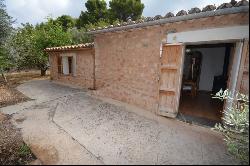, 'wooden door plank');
158,44,184,118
